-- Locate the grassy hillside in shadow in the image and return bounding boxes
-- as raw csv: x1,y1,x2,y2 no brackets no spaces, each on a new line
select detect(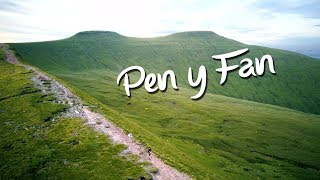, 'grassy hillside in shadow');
10,31,320,114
